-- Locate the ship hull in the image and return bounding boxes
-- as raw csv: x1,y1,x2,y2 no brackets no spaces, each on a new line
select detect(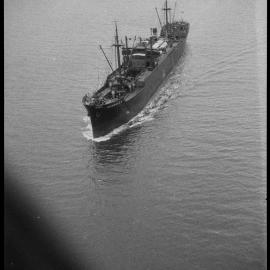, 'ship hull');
85,39,187,138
